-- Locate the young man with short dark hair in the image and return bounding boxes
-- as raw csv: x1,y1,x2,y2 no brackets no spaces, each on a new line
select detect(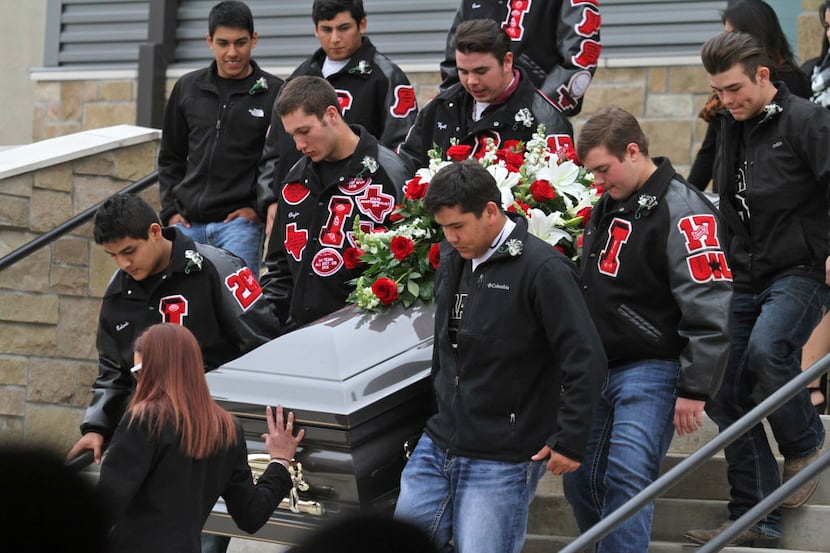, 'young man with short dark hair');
158,1,281,275
258,0,417,234
398,19,573,173
685,31,830,547
259,76,408,329
564,106,732,553
394,160,605,553
439,0,601,116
